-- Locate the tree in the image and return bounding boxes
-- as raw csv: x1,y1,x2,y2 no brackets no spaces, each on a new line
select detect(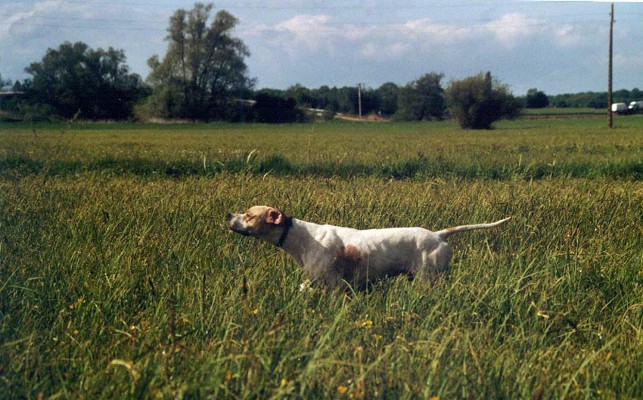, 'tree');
252,91,303,123
377,82,399,116
446,72,521,129
526,88,549,108
146,2,254,121
359,86,381,116
312,85,338,112
285,84,313,108
331,86,357,114
394,73,445,121
0,73,11,90
23,41,147,119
